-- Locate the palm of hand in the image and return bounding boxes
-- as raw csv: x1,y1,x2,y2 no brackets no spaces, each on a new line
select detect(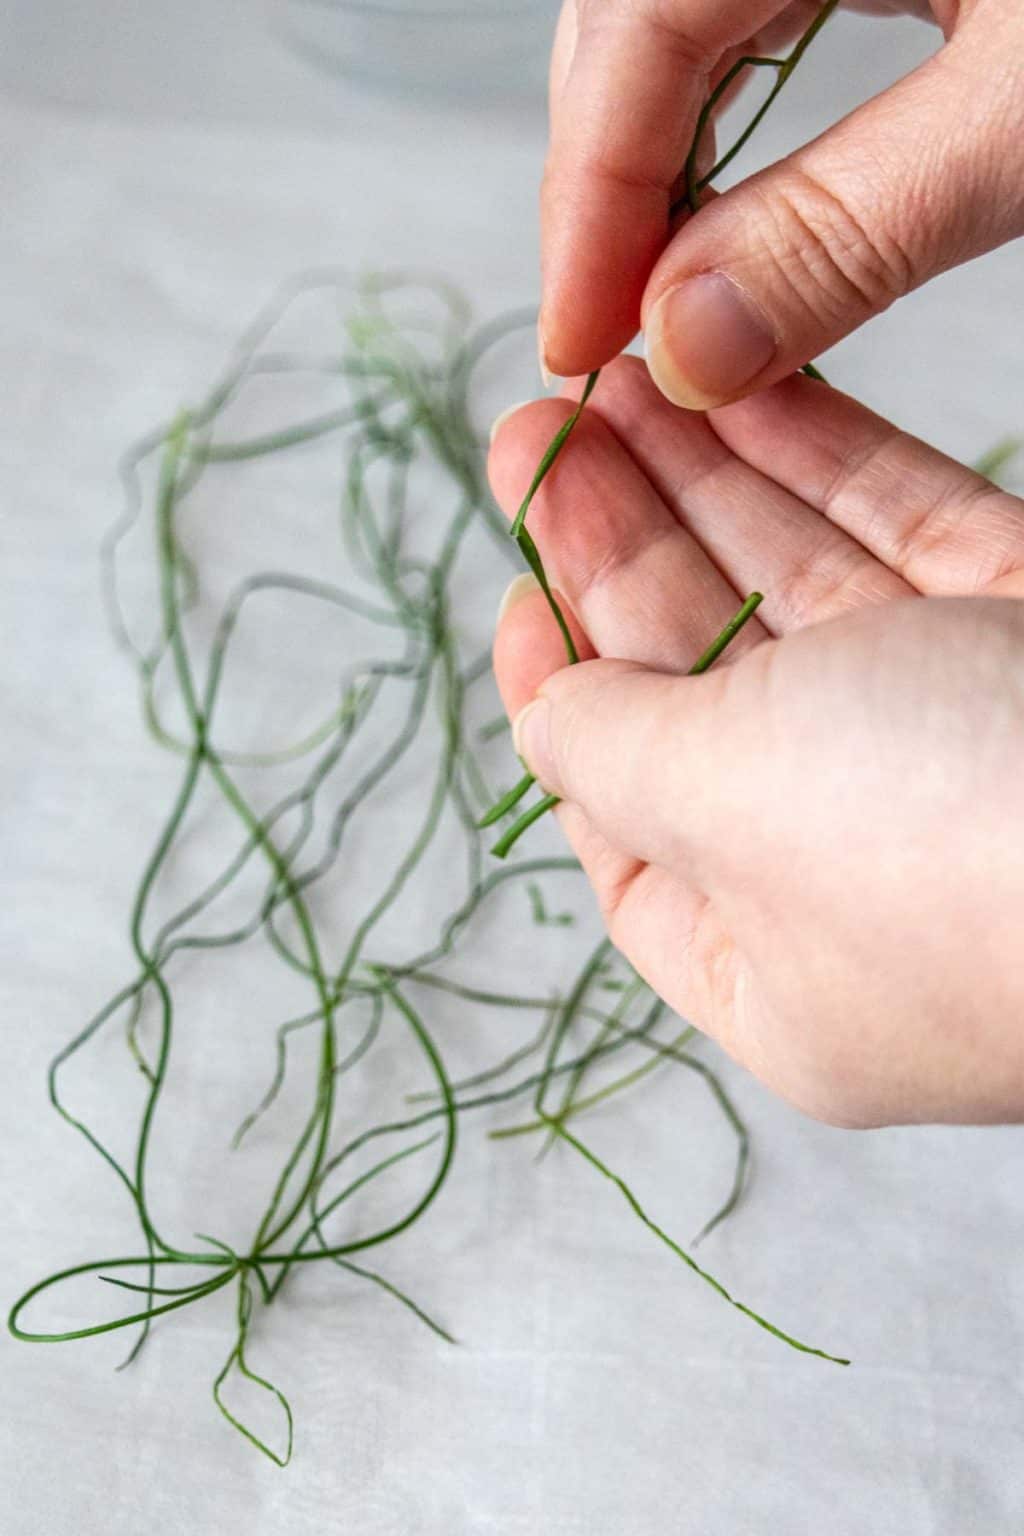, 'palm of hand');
489,363,1024,1126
